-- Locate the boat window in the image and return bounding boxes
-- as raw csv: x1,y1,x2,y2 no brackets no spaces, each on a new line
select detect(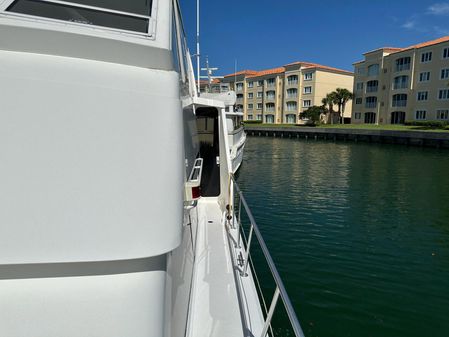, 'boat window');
7,0,152,34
